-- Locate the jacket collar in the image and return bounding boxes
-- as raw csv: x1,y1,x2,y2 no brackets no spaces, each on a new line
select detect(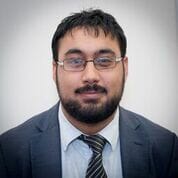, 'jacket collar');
36,102,60,132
